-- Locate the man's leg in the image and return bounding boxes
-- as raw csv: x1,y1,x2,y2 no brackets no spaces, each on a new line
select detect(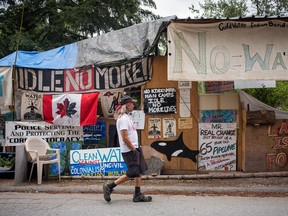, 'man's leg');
115,175,129,185
133,177,152,202
103,175,129,202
